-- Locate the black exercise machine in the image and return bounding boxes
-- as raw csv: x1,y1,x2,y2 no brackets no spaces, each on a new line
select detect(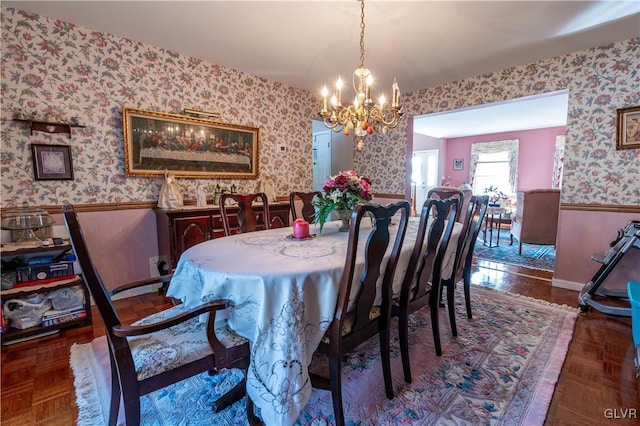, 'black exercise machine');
578,220,640,316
